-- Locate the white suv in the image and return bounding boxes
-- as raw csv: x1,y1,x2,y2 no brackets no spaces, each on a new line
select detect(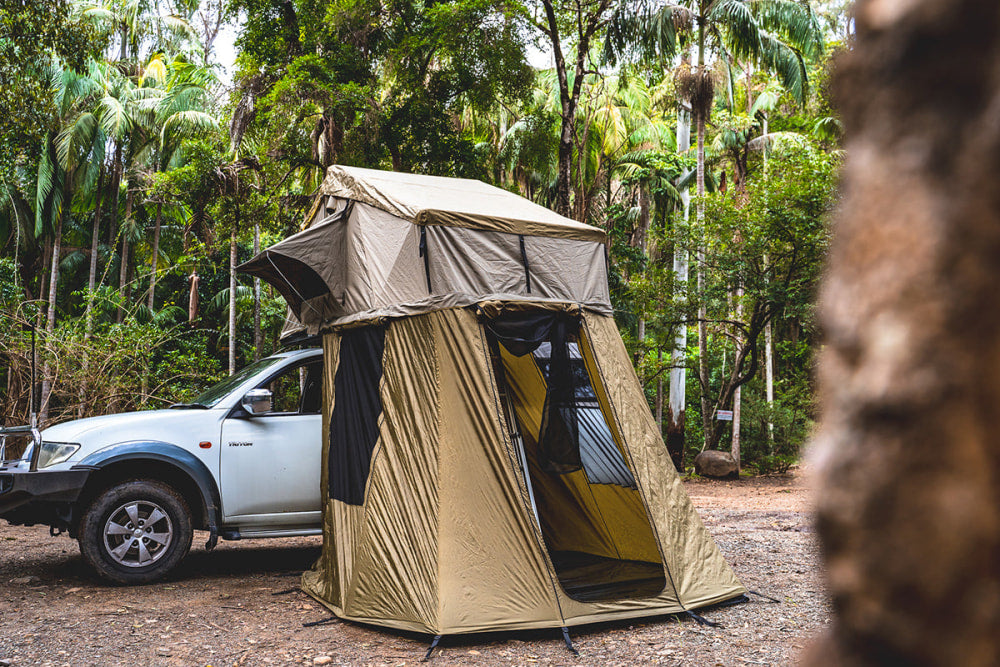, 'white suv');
0,348,324,584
